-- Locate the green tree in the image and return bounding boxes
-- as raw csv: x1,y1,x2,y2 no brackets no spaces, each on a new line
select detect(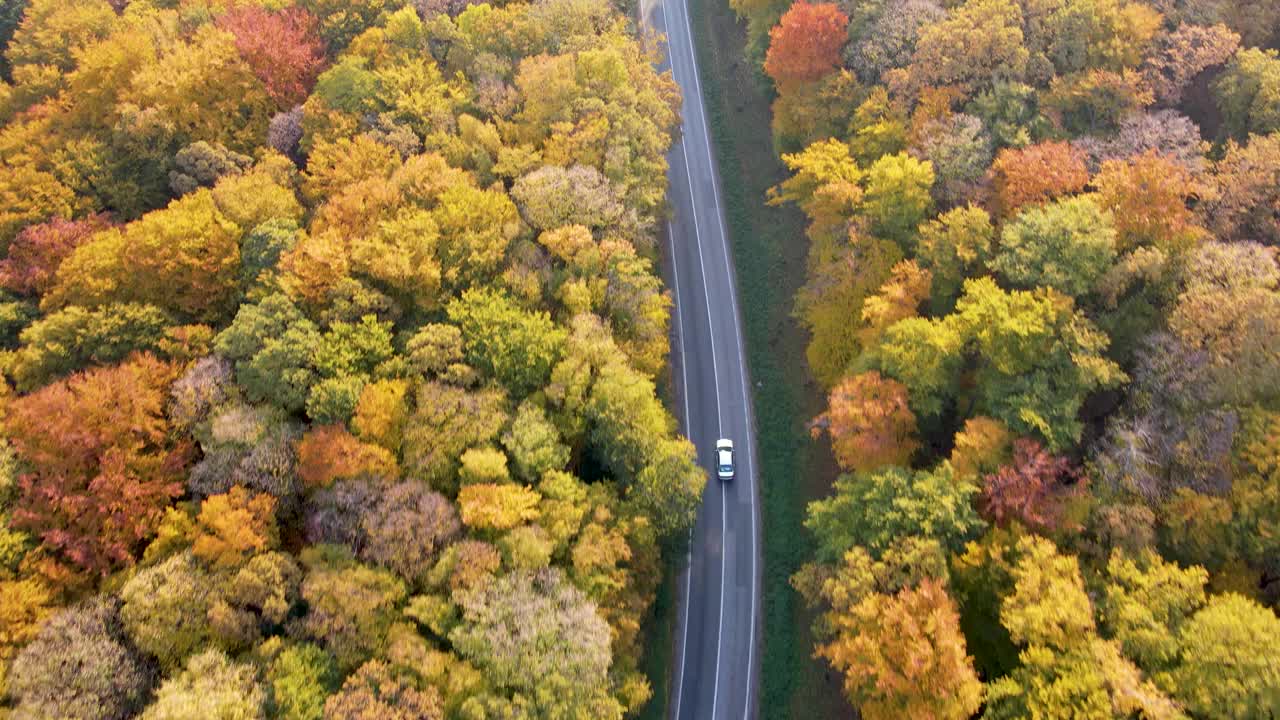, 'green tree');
9,302,173,391
268,644,341,720
215,294,321,413
1101,550,1207,673
804,464,983,562
1215,48,1280,140
1165,594,1280,719
119,552,216,671
861,152,935,247
447,288,567,398
993,195,1118,298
